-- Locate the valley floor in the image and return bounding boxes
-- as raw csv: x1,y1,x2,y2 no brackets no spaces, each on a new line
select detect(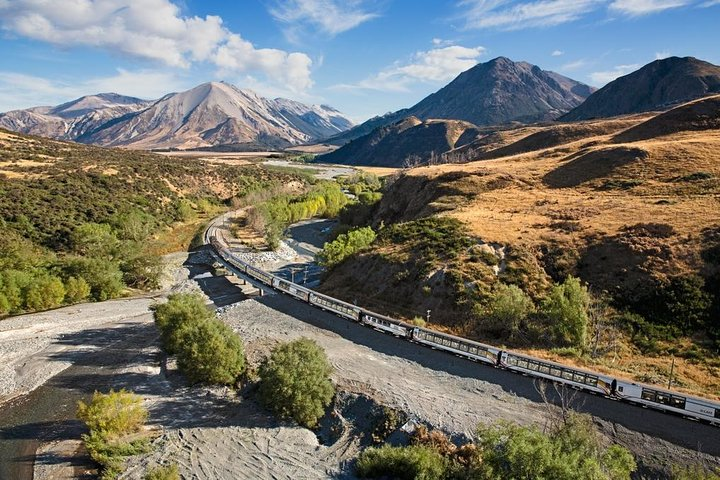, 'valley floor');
1,241,719,479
